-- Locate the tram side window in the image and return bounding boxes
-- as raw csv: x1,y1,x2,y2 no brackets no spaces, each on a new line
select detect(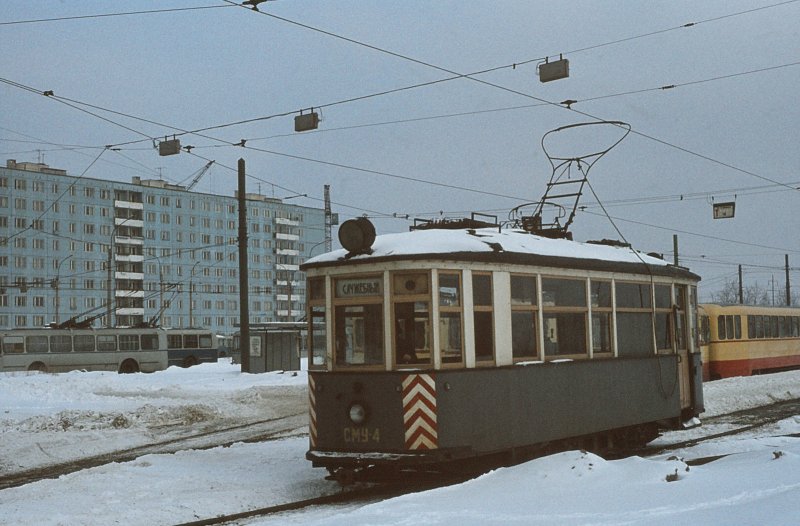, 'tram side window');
542,278,587,358
184,334,199,348
699,315,710,346
438,272,463,364
591,280,612,355
50,335,72,353
307,278,327,368
654,285,673,352
472,273,494,363
334,305,384,366
793,317,800,337
168,334,183,349
616,282,653,358
199,334,213,348
511,275,537,361
393,273,431,366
